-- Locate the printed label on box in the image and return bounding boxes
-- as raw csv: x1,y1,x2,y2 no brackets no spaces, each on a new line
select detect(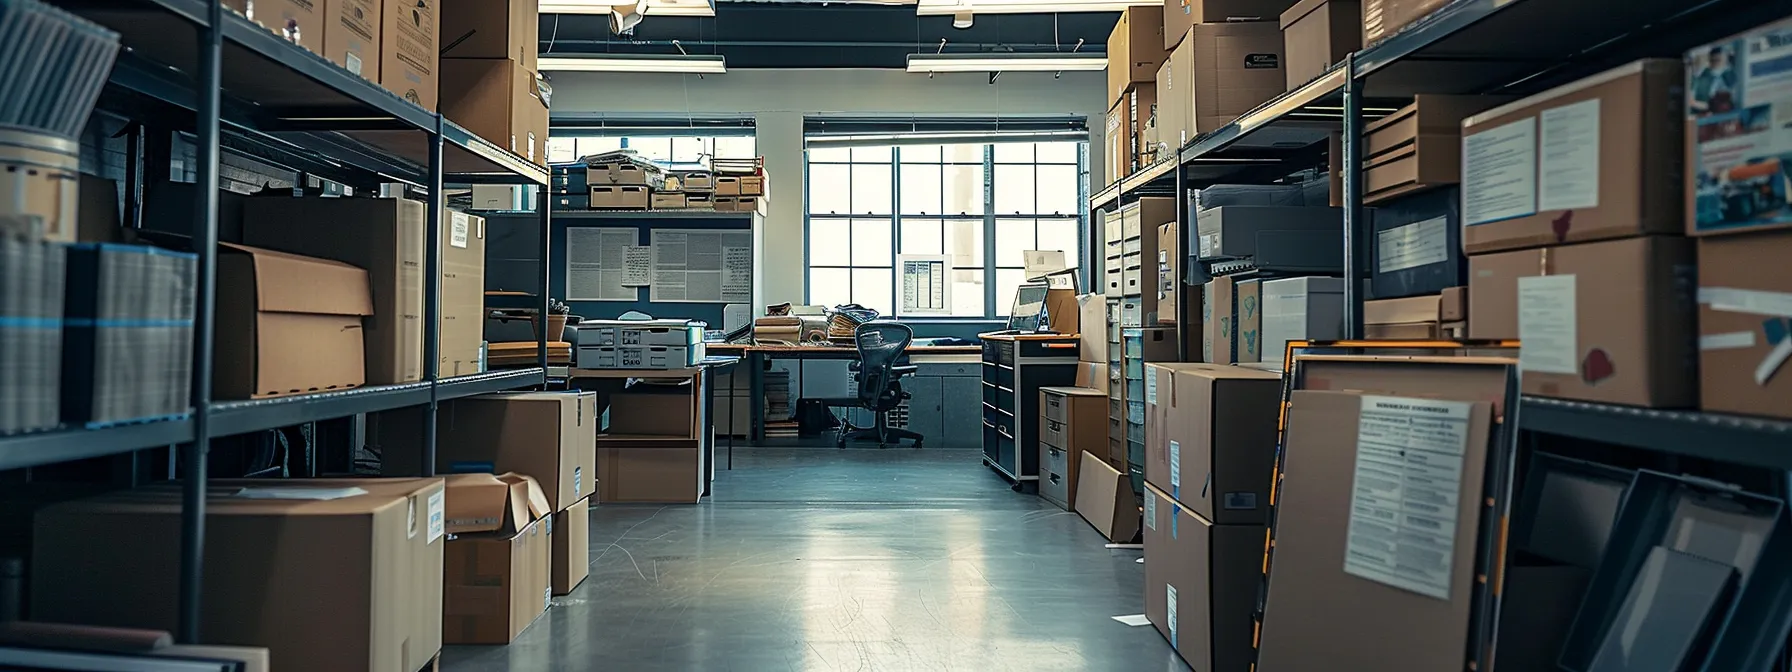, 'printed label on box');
1169,440,1181,491
1166,584,1179,648
1518,275,1579,374
426,490,445,544
1377,217,1450,273
451,212,470,249
574,467,583,497
1343,395,1472,601
1538,98,1601,212
1146,370,1158,406
1463,117,1538,225
1144,493,1157,530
